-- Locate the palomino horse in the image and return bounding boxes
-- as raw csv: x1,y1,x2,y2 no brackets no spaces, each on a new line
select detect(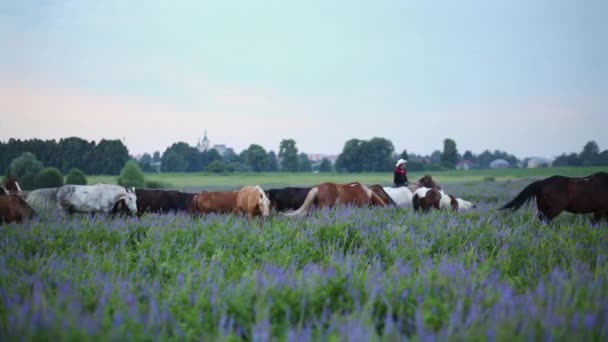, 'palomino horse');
191,185,270,218
135,189,195,216
56,184,138,216
285,182,387,216
265,187,312,212
500,172,608,223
